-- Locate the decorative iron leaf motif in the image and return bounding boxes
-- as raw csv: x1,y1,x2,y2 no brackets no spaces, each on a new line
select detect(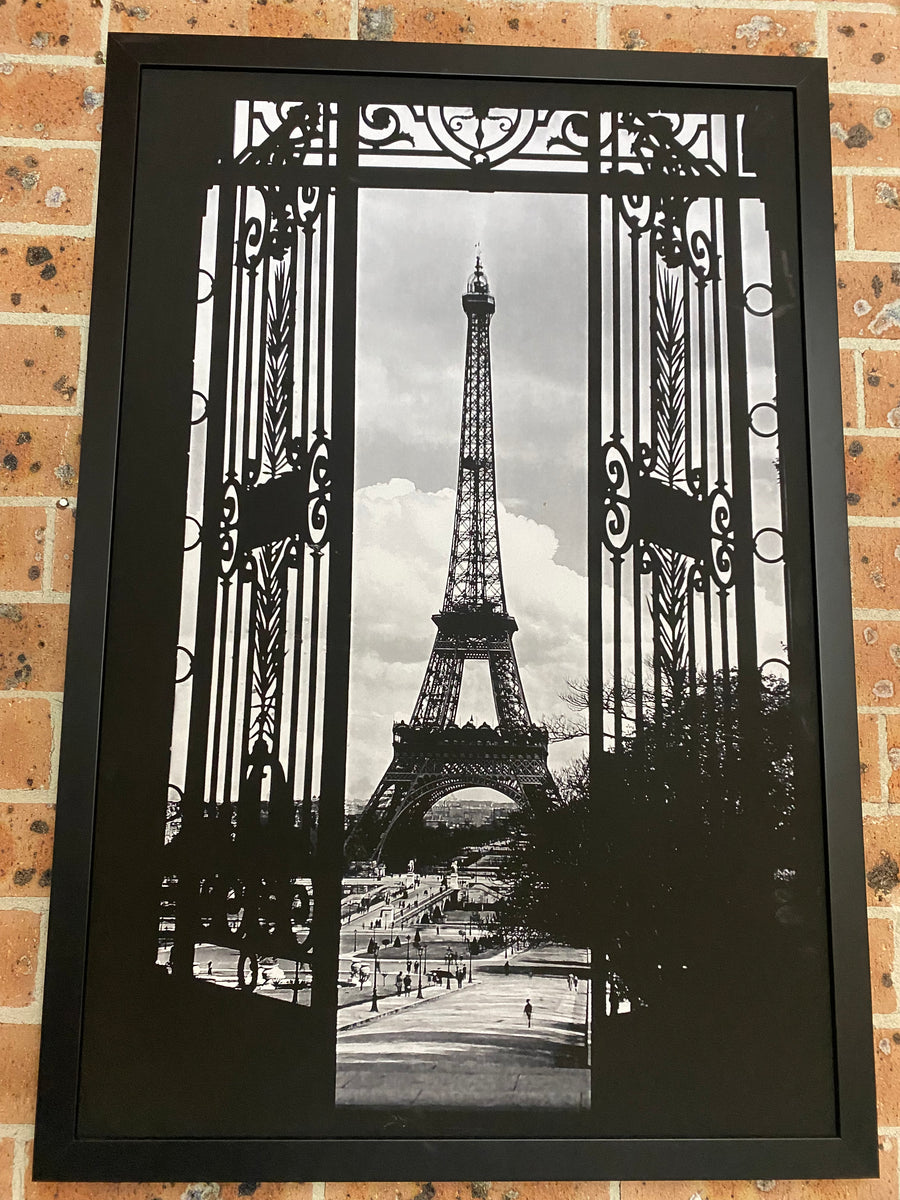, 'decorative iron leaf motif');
261,261,294,482
650,266,687,489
